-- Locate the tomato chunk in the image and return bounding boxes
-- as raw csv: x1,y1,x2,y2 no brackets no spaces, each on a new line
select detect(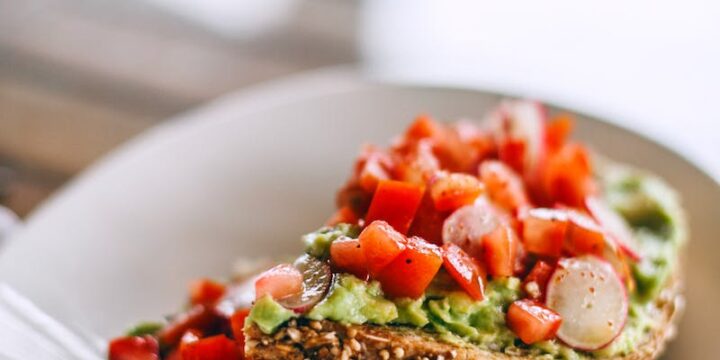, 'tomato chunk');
109,335,159,360
442,243,485,300
158,305,222,347
565,211,606,256
358,220,407,276
254,264,303,301
522,208,568,258
376,236,443,298
523,260,555,300
507,299,562,344
430,173,484,211
230,308,250,356
365,180,425,234
482,224,518,277
542,143,597,207
545,114,574,151
180,335,241,360
479,160,530,214
189,279,226,306
408,192,447,245
330,237,369,279
326,206,359,226
358,154,391,193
